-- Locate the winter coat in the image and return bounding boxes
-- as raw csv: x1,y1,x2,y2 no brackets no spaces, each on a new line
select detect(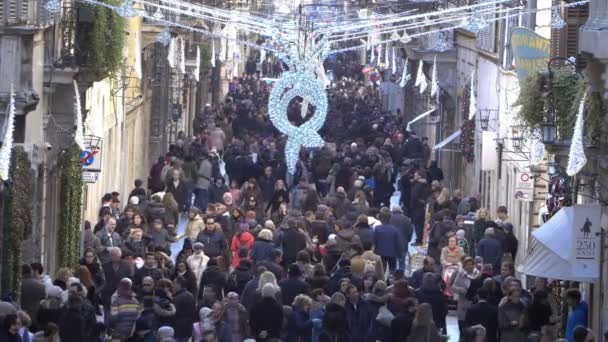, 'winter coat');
465,300,499,342
110,293,140,339
373,224,404,259
95,230,123,264
353,223,374,247
335,228,360,253
415,287,448,332
187,253,210,287
391,311,414,342
280,277,311,306
20,276,46,329
199,265,227,300
345,300,374,342
286,308,313,342
389,212,413,245
196,158,213,190
281,228,308,266
166,180,189,211
124,238,147,257
58,296,97,342
498,301,526,342
230,231,255,268
37,298,63,331
222,303,248,342
196,229,227,258
321,303,350,341
227,261,254,295
185,216,205,241
250,238,274,263
249,297,284,339
101,260,133,309
451,269,480,320
145,202,166,225
173,289,197,339
477,237,503,273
